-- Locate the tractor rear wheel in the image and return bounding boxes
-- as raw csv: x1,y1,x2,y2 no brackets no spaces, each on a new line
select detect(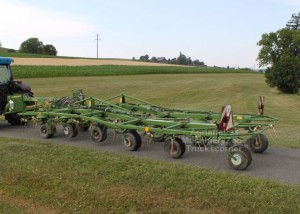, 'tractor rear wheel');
227,145,252,170
122,131,142,151
164,137,185,159
247,134,269,153
89,125,108,143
